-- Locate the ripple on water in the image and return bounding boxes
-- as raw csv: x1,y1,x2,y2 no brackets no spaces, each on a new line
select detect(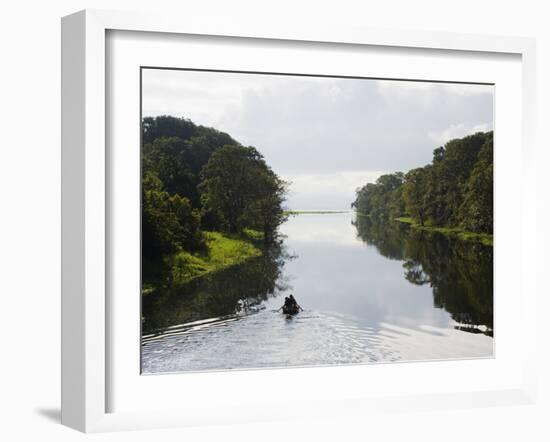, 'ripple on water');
141,309,412,373
142,307,494,373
